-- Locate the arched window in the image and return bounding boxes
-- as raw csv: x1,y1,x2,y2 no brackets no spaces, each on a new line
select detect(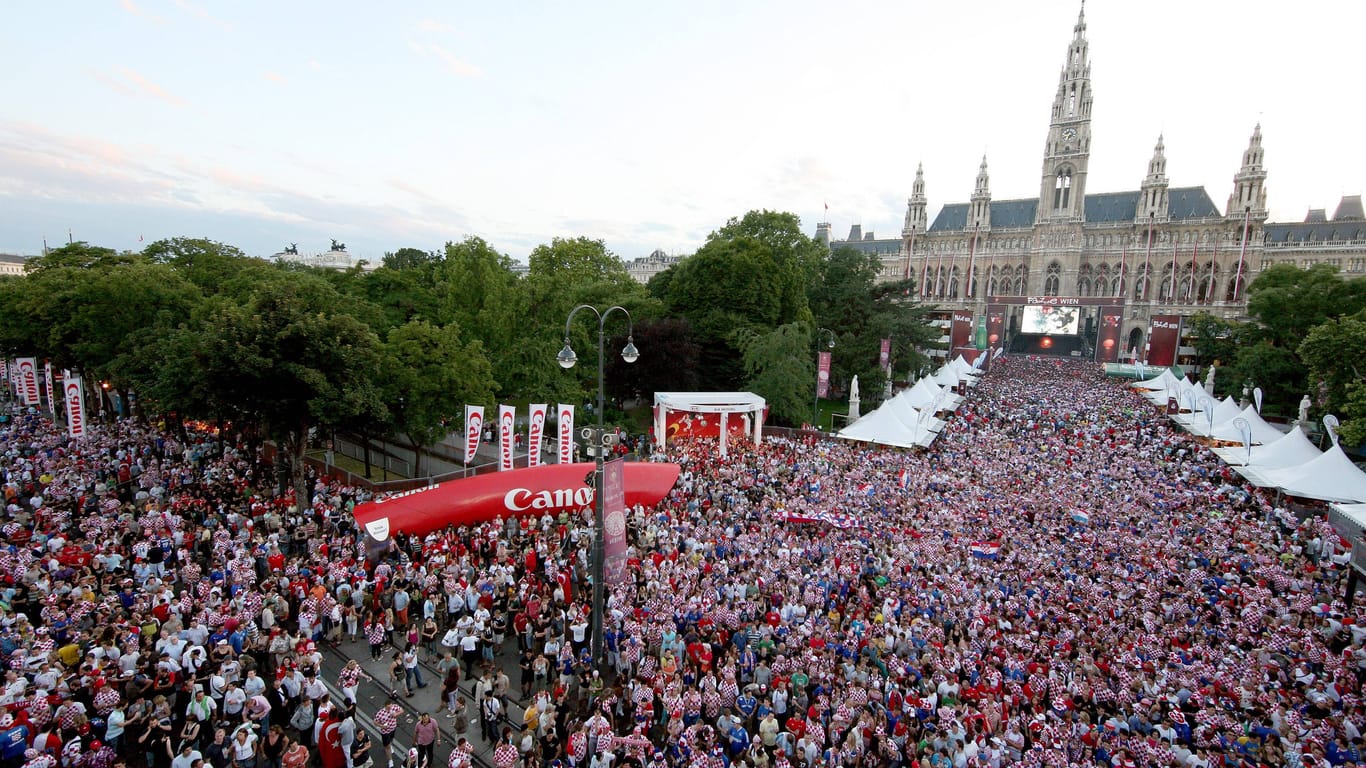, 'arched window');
1054,170,1073,210
1044,262,1062,296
